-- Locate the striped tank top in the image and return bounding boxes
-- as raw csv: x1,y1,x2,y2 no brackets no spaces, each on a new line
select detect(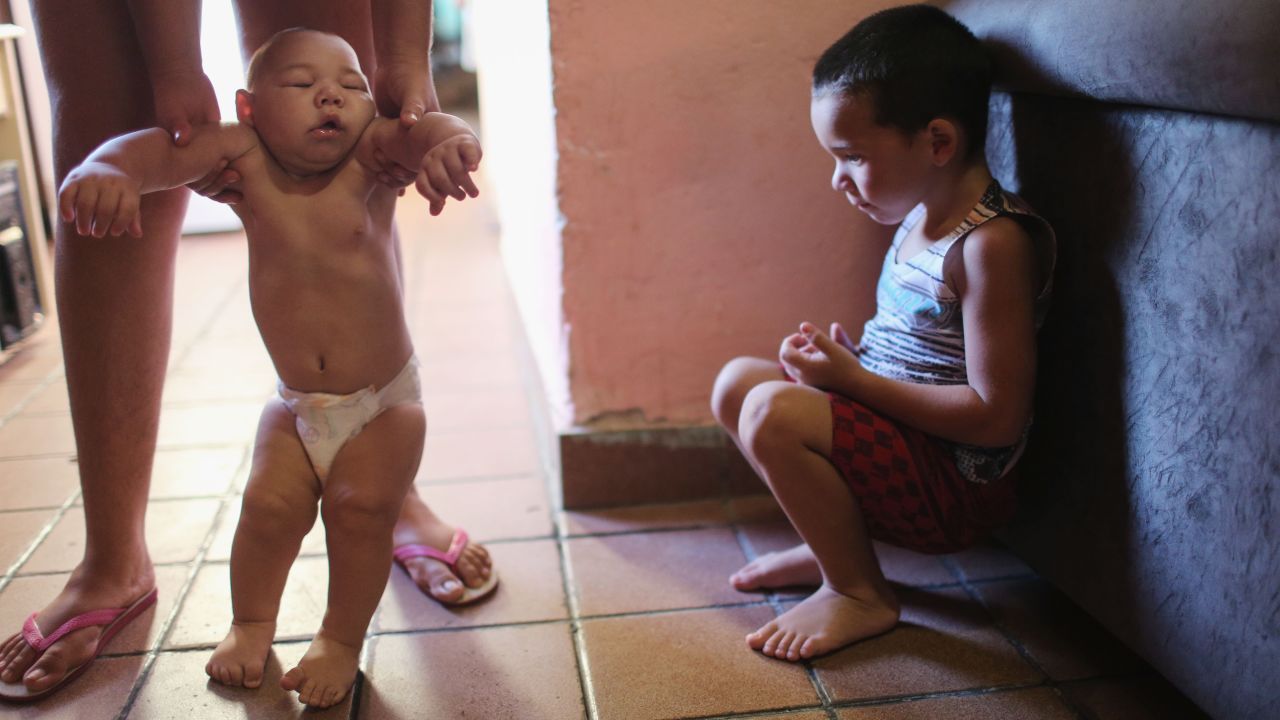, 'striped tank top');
856,180,1055,482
